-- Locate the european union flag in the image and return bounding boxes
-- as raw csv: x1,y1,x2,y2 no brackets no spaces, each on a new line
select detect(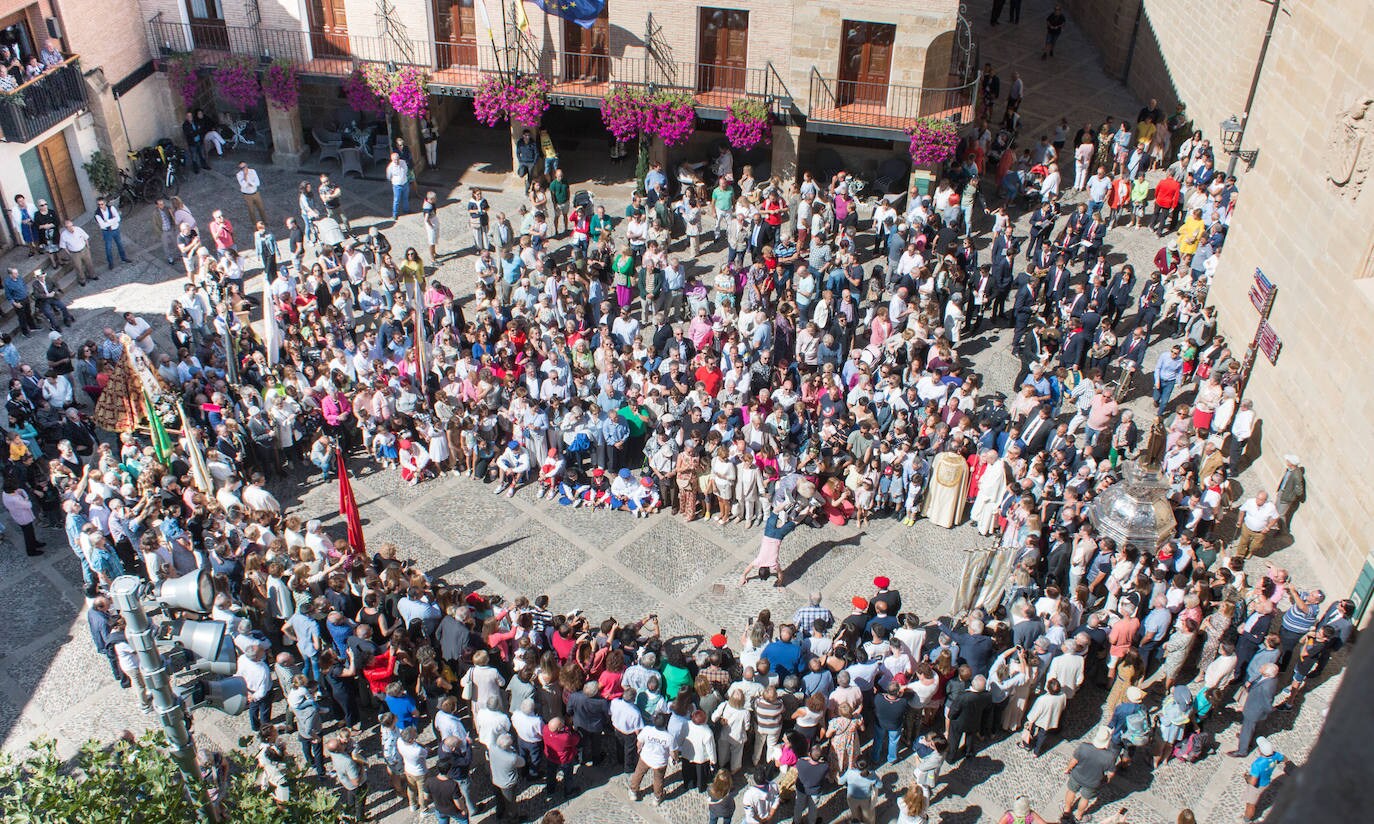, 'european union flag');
529,0,607,29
